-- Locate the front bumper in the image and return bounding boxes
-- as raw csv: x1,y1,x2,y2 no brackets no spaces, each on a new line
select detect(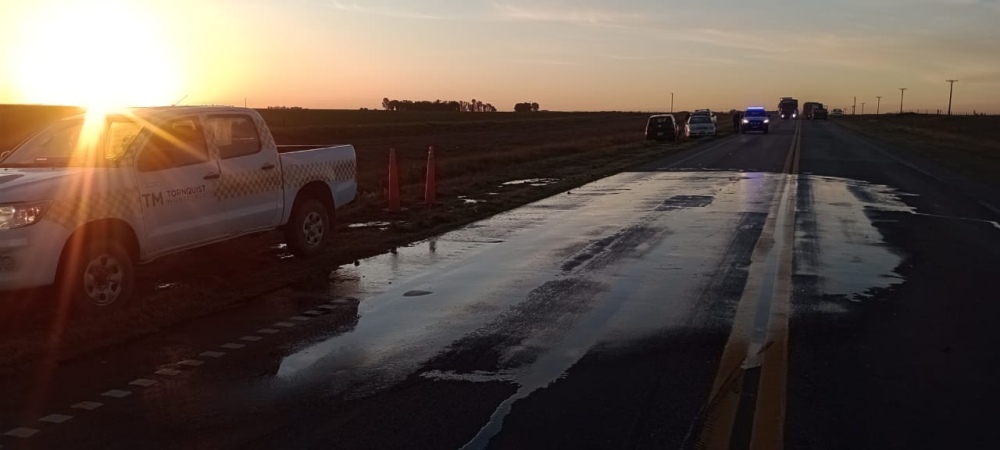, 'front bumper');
0,223,69,291
742,121,769,132
686,128,716,137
